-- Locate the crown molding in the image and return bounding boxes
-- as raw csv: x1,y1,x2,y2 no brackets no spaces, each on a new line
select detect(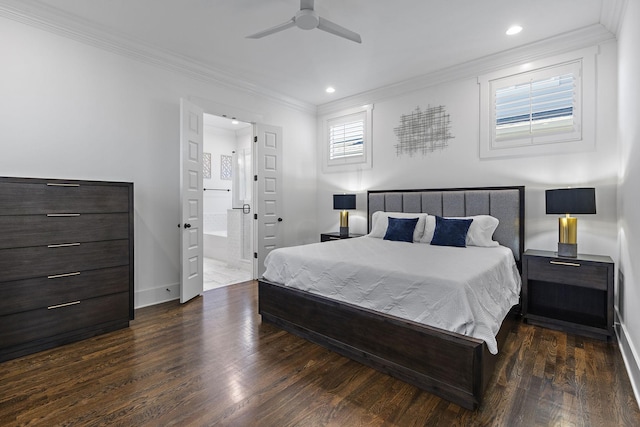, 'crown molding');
318,24,615,116
0,0,317,115
600,0,628,36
